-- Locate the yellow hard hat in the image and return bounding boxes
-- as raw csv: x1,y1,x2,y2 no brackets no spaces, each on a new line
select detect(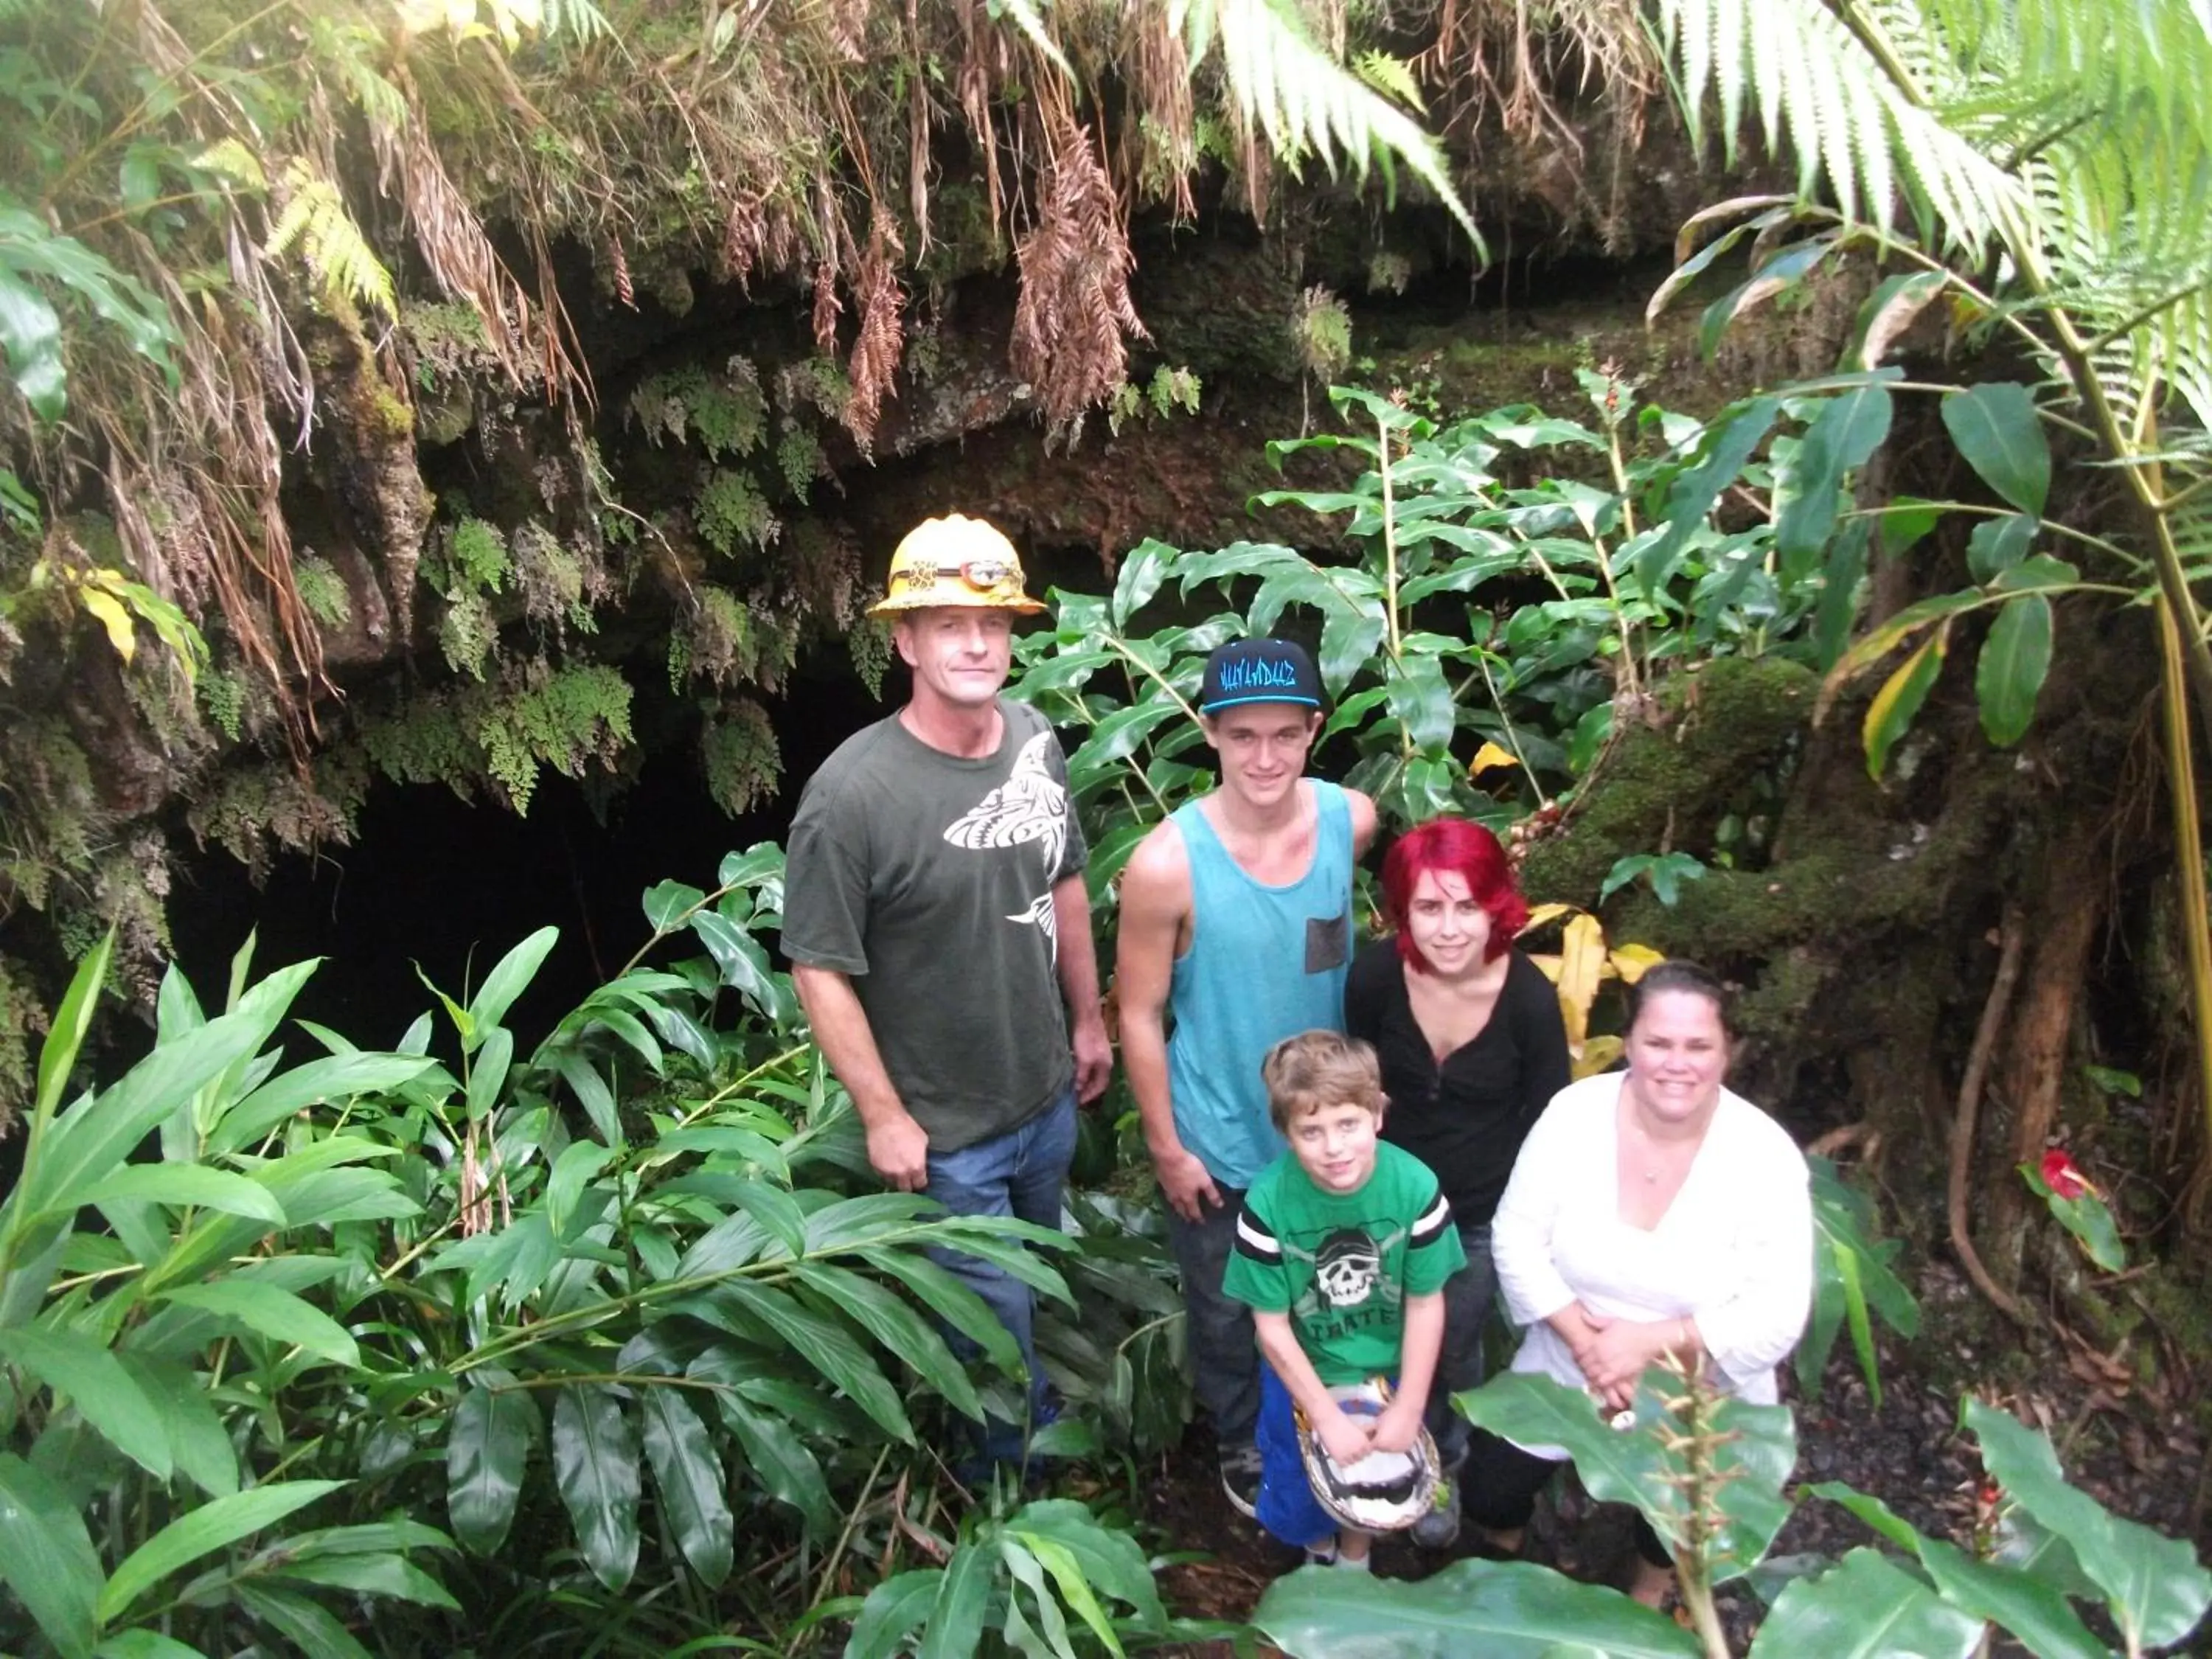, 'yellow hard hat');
868,513,1047,617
